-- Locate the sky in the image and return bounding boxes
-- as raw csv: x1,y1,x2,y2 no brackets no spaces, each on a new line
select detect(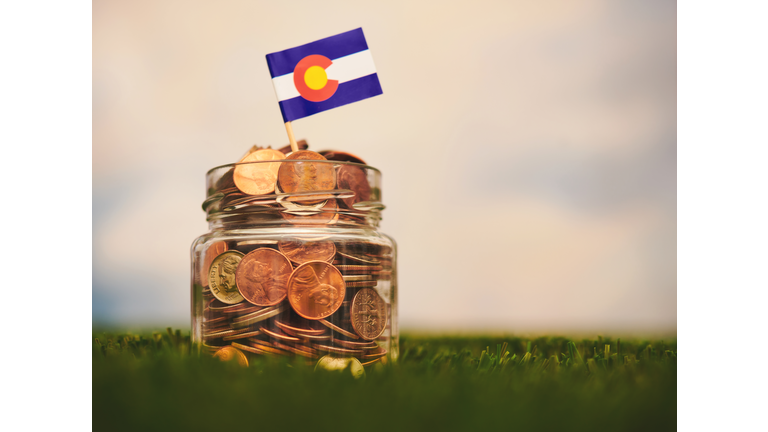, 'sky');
93,0,676,333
